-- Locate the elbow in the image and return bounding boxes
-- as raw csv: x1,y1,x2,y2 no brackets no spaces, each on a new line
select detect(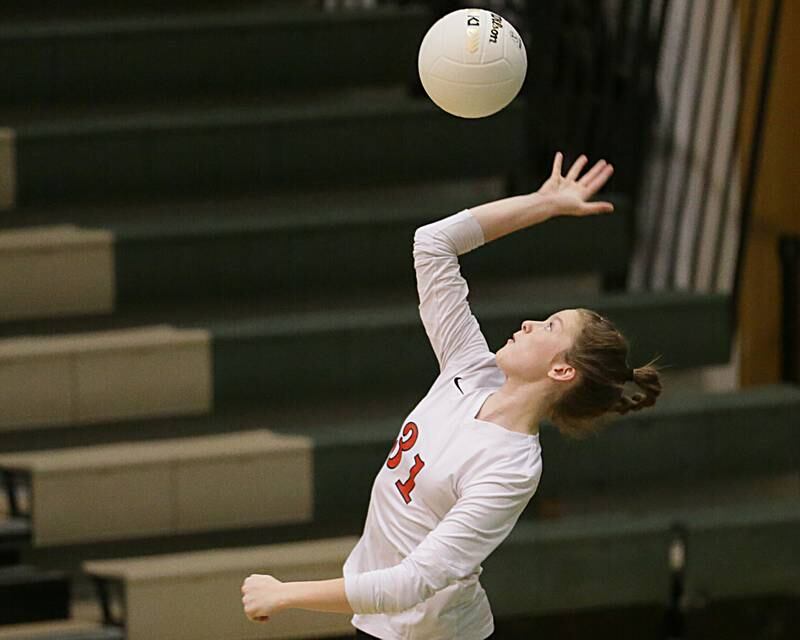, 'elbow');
394,557,453,611
413,228,432,264
413,226,450,263
348,558,465,615
413,226,432,251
